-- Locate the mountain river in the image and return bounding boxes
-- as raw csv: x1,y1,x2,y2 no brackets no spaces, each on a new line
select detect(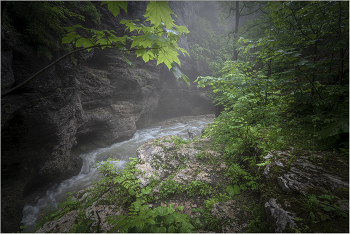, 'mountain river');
21,115,215,232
